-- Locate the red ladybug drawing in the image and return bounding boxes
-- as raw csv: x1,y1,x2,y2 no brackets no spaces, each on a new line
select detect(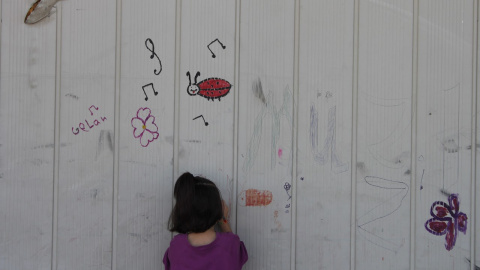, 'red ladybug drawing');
186,71,231,101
